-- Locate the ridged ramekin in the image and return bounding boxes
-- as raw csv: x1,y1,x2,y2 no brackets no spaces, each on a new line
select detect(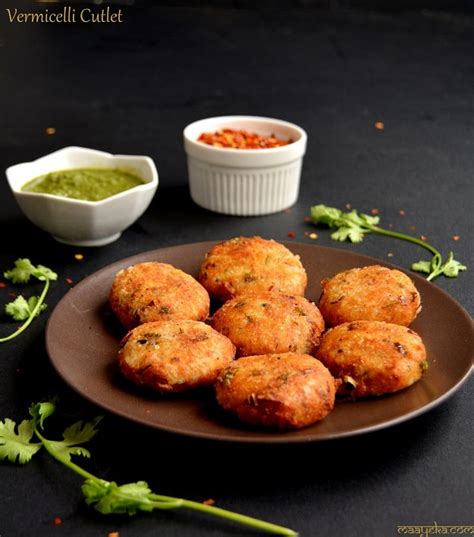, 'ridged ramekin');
183,116,307,216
